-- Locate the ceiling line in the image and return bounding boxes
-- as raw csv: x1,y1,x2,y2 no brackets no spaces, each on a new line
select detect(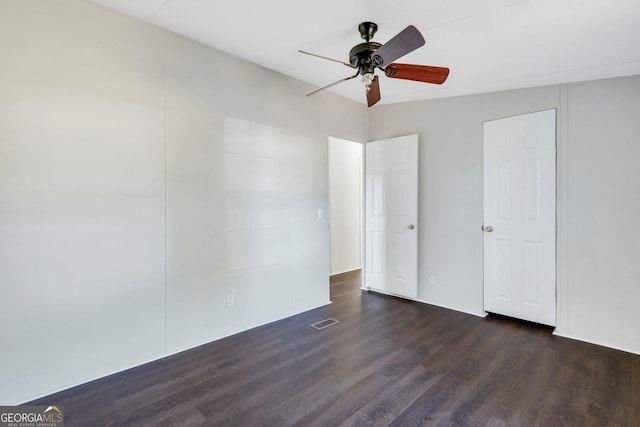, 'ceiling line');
483,58,640,85
147,0,172,22
424,0,532,31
